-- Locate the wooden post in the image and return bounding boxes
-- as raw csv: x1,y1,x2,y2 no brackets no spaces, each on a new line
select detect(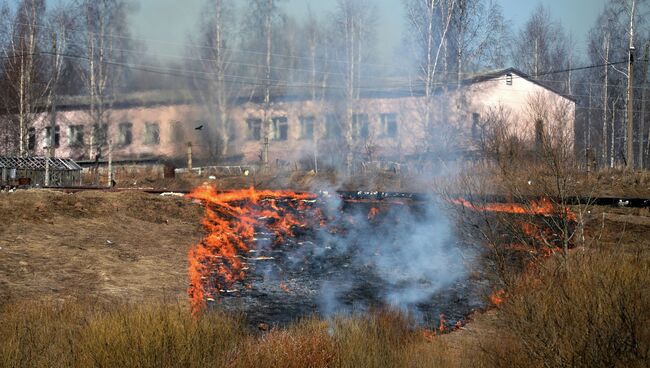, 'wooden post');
107,140,113,188
187,142,193,173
